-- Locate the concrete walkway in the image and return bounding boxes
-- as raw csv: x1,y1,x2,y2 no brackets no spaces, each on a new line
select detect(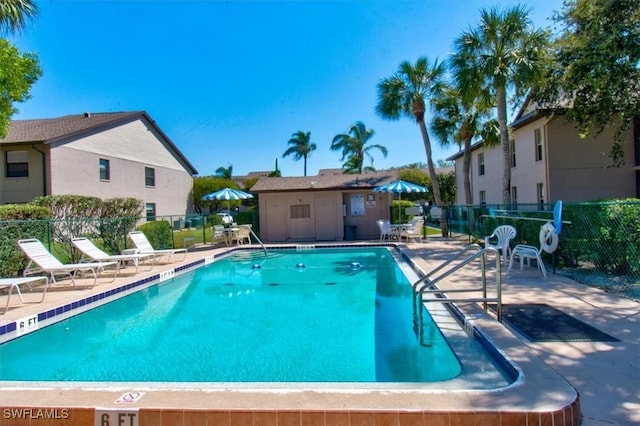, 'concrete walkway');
409,238,640,426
